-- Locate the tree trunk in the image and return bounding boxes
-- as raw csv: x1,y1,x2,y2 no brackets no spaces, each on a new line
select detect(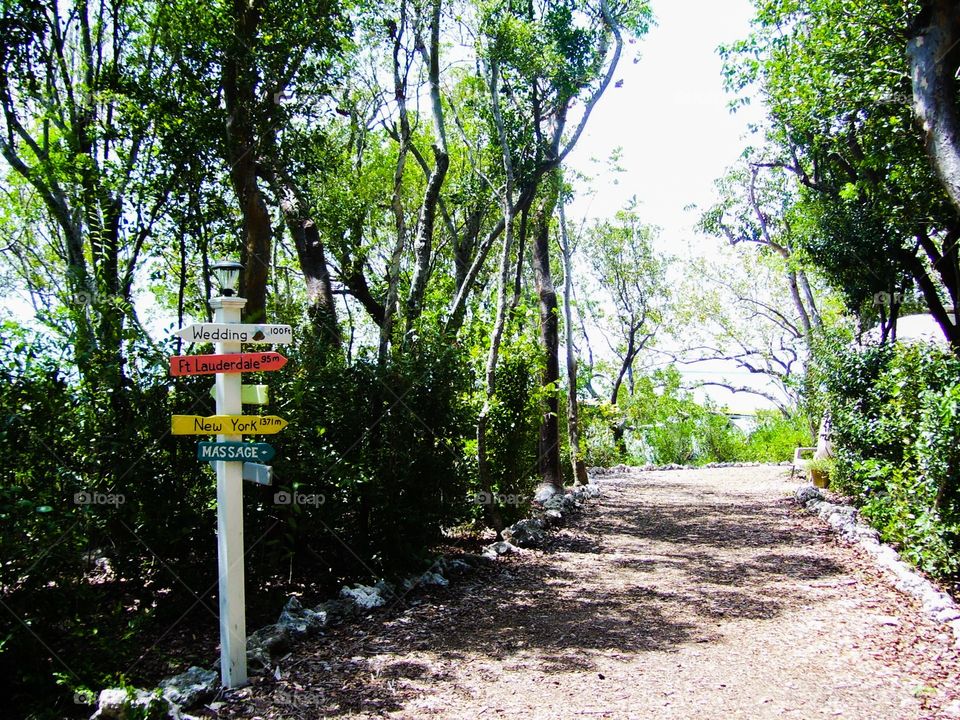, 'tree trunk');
909,0,960,216
609,327,637,459
454,208,483,291
531,179,563,496
786,269,813,340
900,246,960,350
559,201,588,485
289,217,339,343
476,54,513,535
381,19,410,362
609,327,637,406
270,170,340,345
223,0,271,322
405,0,449,332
